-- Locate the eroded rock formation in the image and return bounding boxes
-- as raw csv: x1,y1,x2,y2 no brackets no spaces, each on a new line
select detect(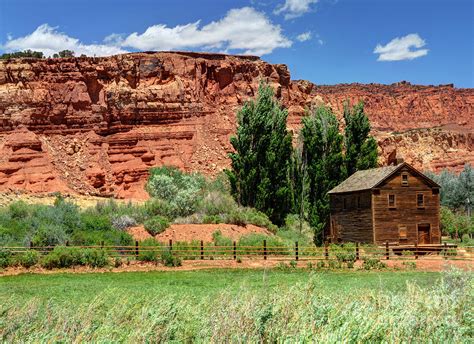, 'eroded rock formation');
0,52,472,198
